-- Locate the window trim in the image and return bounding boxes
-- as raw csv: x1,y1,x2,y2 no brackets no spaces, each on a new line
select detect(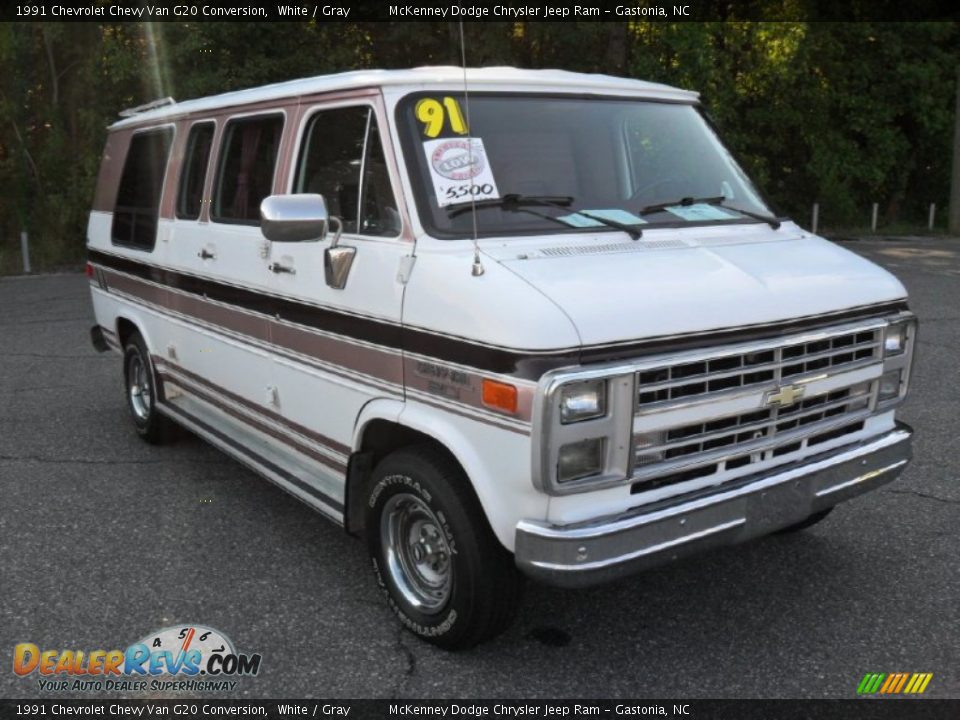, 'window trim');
288,100,403,240
175,119,217,221
111,123,176,252
355,108,374,228
210,110,287,227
